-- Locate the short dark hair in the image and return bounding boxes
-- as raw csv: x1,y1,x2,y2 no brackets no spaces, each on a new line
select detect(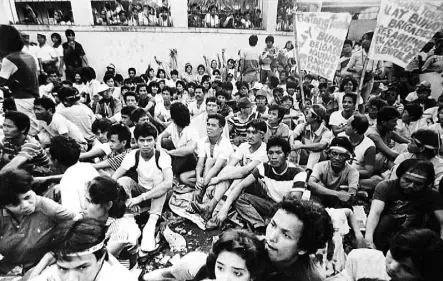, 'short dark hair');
351,114,369,135
176,80,186,89
136,83,147,93
121,105,137,117
248,119,267,134
124,91,138,102
390,229,443,281
170,102,190,127
0,25,24,54
61,80,73,87
91,118,112,134
170,69,179,76
50,136,81,167
411,129,439,159
107,124,131,148
330,136,354,154
0,169,33,207
278,196,333,254
368,98,388,110
130,108,148,123
134,122,158,140
404,103,423,121
269,76,279,88
206,96,217,105
249,35,258,46
377,106,399,124
343,39,353,47
103,74,114,84
207,113,226,128
265,35,274,43
128,67,136,74
286,82,297,90
87,176,128,218
222,82,233,91
270,103,287,118
215,90,229,99
51,218,107,262
343,93,357,105
5,111,30,136
34,97,56,113
395,159,435,187
65,29,75,37
162,86,171,93
267,137,291,155
281,95,294,104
